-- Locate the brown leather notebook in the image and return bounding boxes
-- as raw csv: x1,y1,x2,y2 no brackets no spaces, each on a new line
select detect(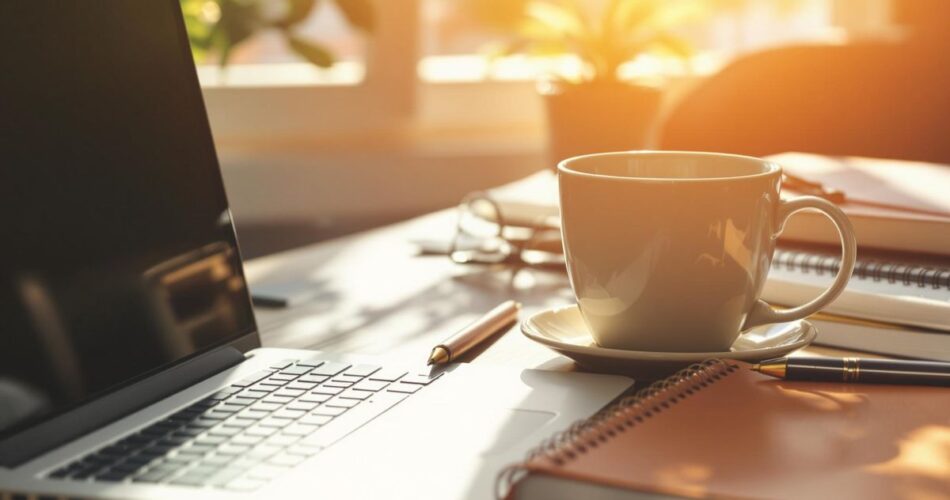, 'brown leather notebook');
501,360,950,500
